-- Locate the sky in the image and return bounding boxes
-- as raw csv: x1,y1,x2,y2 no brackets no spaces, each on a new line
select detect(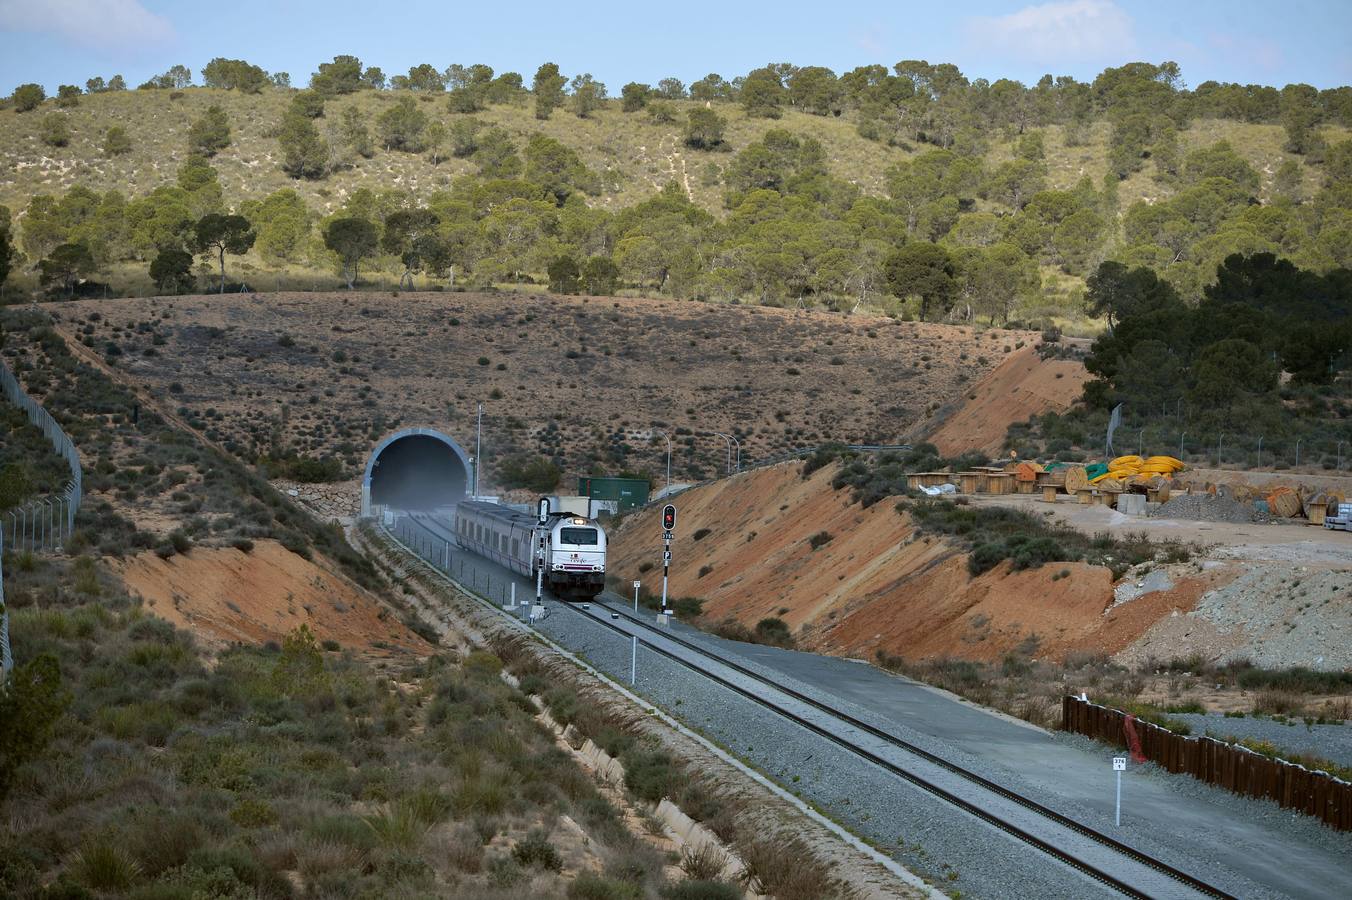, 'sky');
1,0,1350,95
